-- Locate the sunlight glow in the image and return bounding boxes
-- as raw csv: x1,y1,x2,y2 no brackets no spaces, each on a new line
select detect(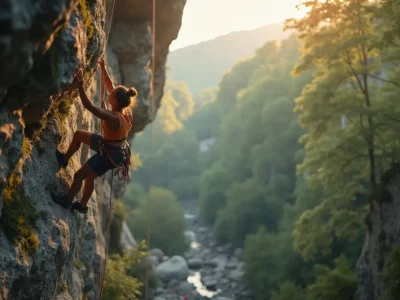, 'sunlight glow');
170,0,308,50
